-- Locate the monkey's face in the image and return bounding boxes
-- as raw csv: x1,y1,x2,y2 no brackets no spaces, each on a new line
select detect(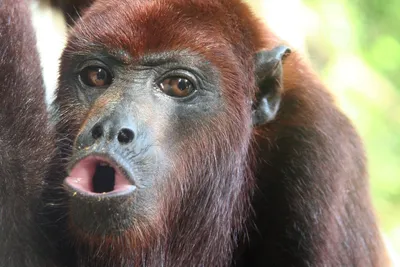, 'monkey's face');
53,0,273,249
55,48,252,239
